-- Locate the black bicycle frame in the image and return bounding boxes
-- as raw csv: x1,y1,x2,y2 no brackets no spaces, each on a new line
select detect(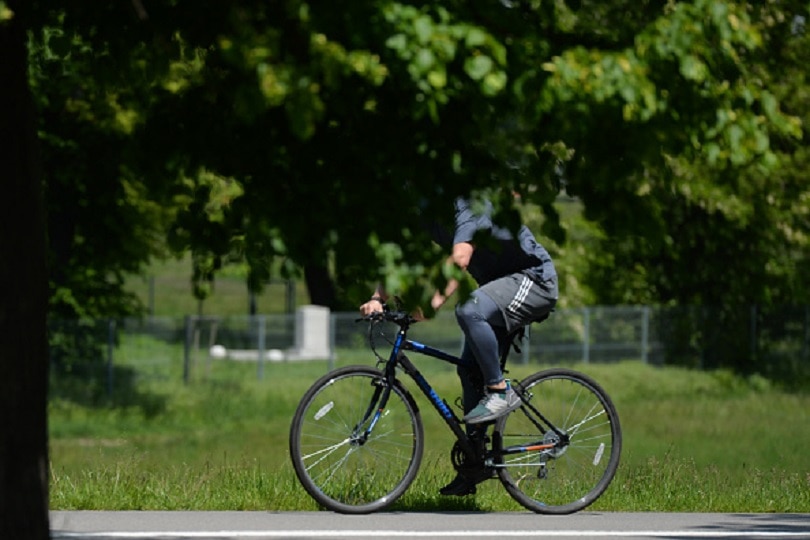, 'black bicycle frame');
380,324,479,458
365,316,569,463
